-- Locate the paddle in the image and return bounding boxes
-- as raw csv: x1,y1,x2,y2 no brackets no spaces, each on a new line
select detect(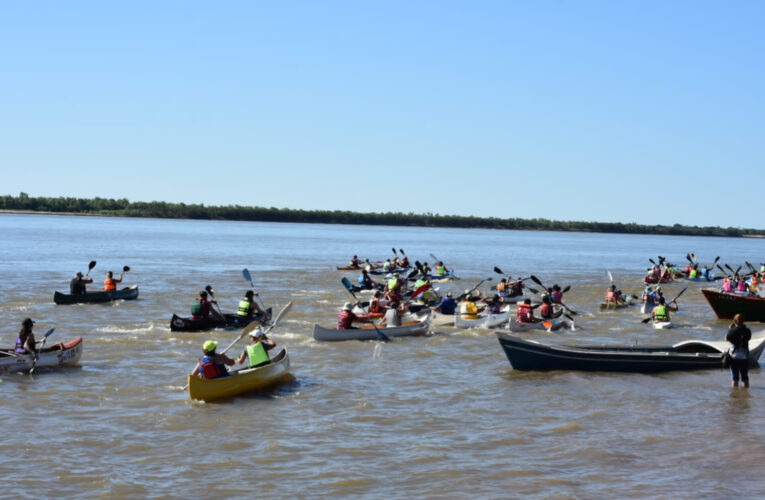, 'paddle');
648,258,657,267
241,268,268,311
204,285,226,320
641,287,686,323
531,275,578,315
409,282,429,299
392,247,397,257
724,264,735,275
29,328,55,375
457,278,492,301
87,260,96,276
340,278,389,342
430,253,440,264
122,265,130,273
